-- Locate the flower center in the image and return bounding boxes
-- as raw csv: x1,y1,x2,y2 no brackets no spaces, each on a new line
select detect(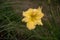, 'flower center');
30,13,37,21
